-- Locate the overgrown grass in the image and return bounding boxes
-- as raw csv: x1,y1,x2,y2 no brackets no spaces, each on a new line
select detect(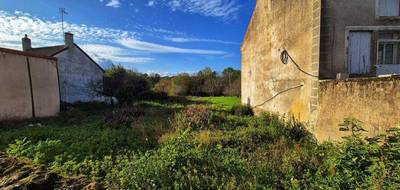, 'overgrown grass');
0,97,399,189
